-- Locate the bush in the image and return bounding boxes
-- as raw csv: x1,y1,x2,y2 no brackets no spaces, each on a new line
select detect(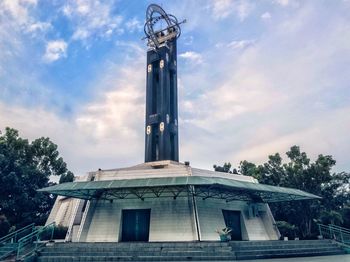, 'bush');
275,221,298,239
39,225,68,240
53,225,68,239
